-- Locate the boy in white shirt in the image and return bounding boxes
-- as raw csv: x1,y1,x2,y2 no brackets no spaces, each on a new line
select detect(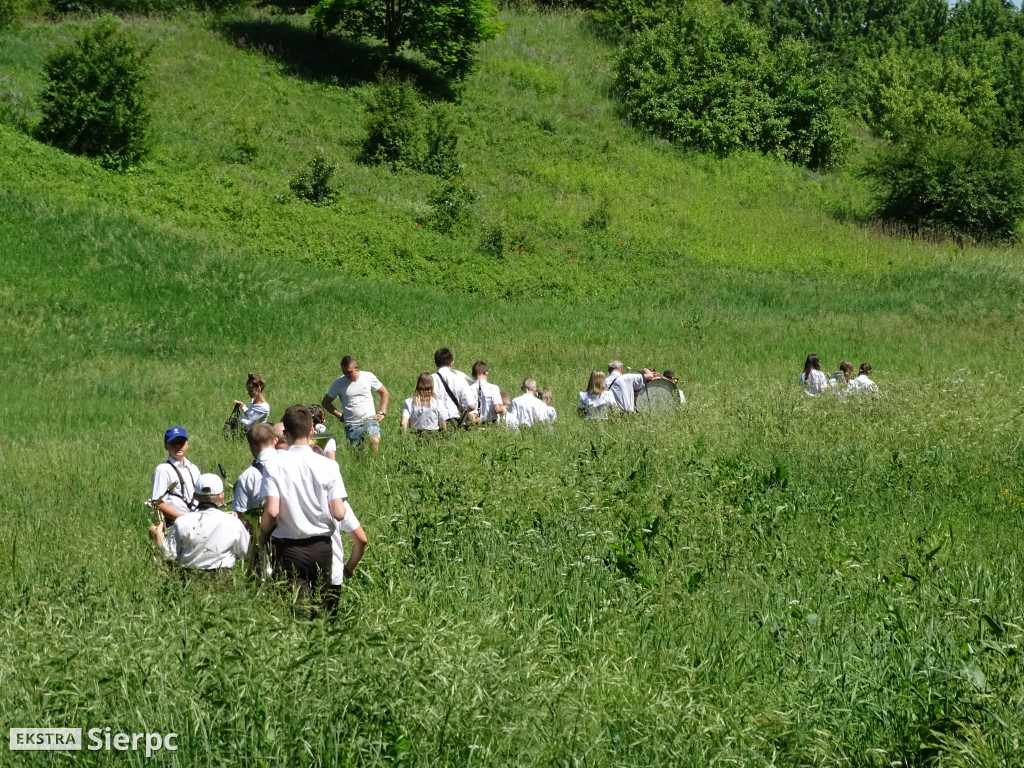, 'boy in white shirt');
433,347,477,427
151,426,200,527
151,474,250,571
233,423,278,518
539,388,557,421
509,379,555,428
470,360,505,424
